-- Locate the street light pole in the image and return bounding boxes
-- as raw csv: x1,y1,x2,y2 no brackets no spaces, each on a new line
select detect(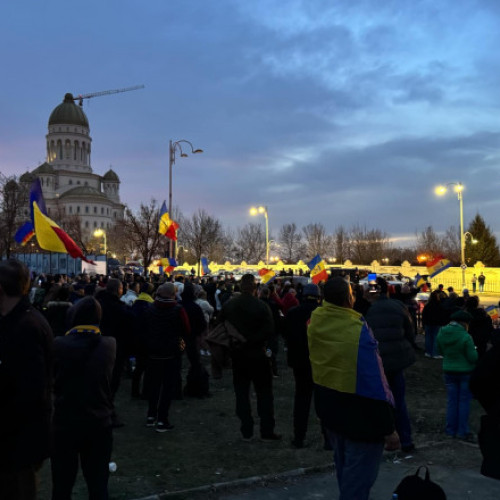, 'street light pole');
250,205,269,265
93,228,107,274
168,139,203,258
